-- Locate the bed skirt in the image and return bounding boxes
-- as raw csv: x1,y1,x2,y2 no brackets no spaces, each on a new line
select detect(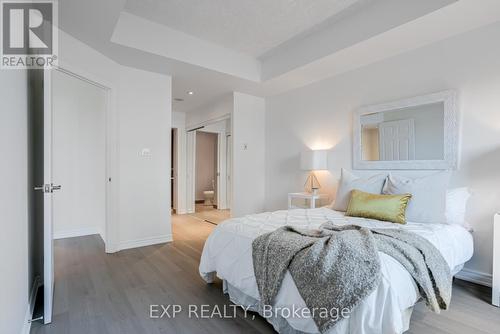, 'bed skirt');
222,280,413,334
